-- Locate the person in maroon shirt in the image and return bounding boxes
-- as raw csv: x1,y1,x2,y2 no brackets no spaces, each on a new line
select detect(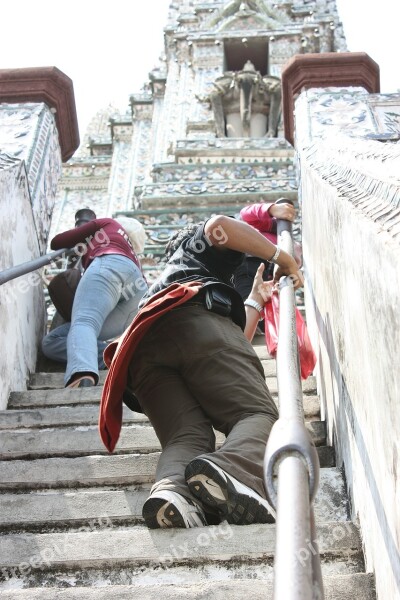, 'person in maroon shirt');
42,208,148,388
